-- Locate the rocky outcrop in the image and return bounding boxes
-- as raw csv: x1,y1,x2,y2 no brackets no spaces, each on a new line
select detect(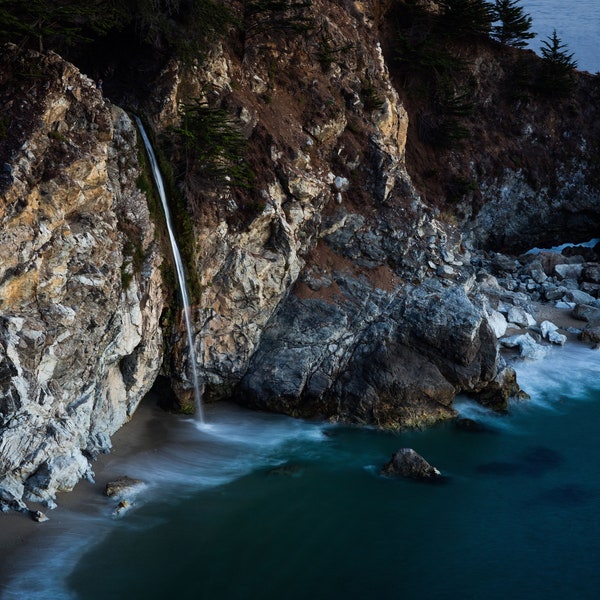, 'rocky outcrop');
1,0,598,512
0,46,165,511
381,448,442,481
